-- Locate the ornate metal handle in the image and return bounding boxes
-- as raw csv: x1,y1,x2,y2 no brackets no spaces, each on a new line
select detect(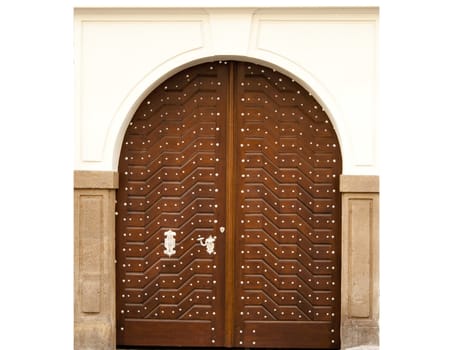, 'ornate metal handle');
163,229,176,257
197,235,216,255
